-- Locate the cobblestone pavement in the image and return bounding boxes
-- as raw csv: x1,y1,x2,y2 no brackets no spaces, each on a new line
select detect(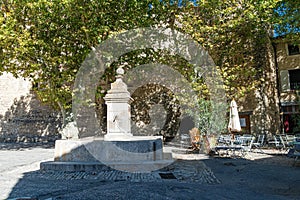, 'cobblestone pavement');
1,143,300,200
33,162,219,184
